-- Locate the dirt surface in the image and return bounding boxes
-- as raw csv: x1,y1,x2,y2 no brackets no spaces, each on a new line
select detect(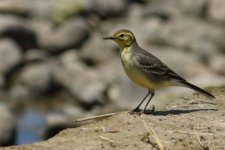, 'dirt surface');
2,87,225,150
